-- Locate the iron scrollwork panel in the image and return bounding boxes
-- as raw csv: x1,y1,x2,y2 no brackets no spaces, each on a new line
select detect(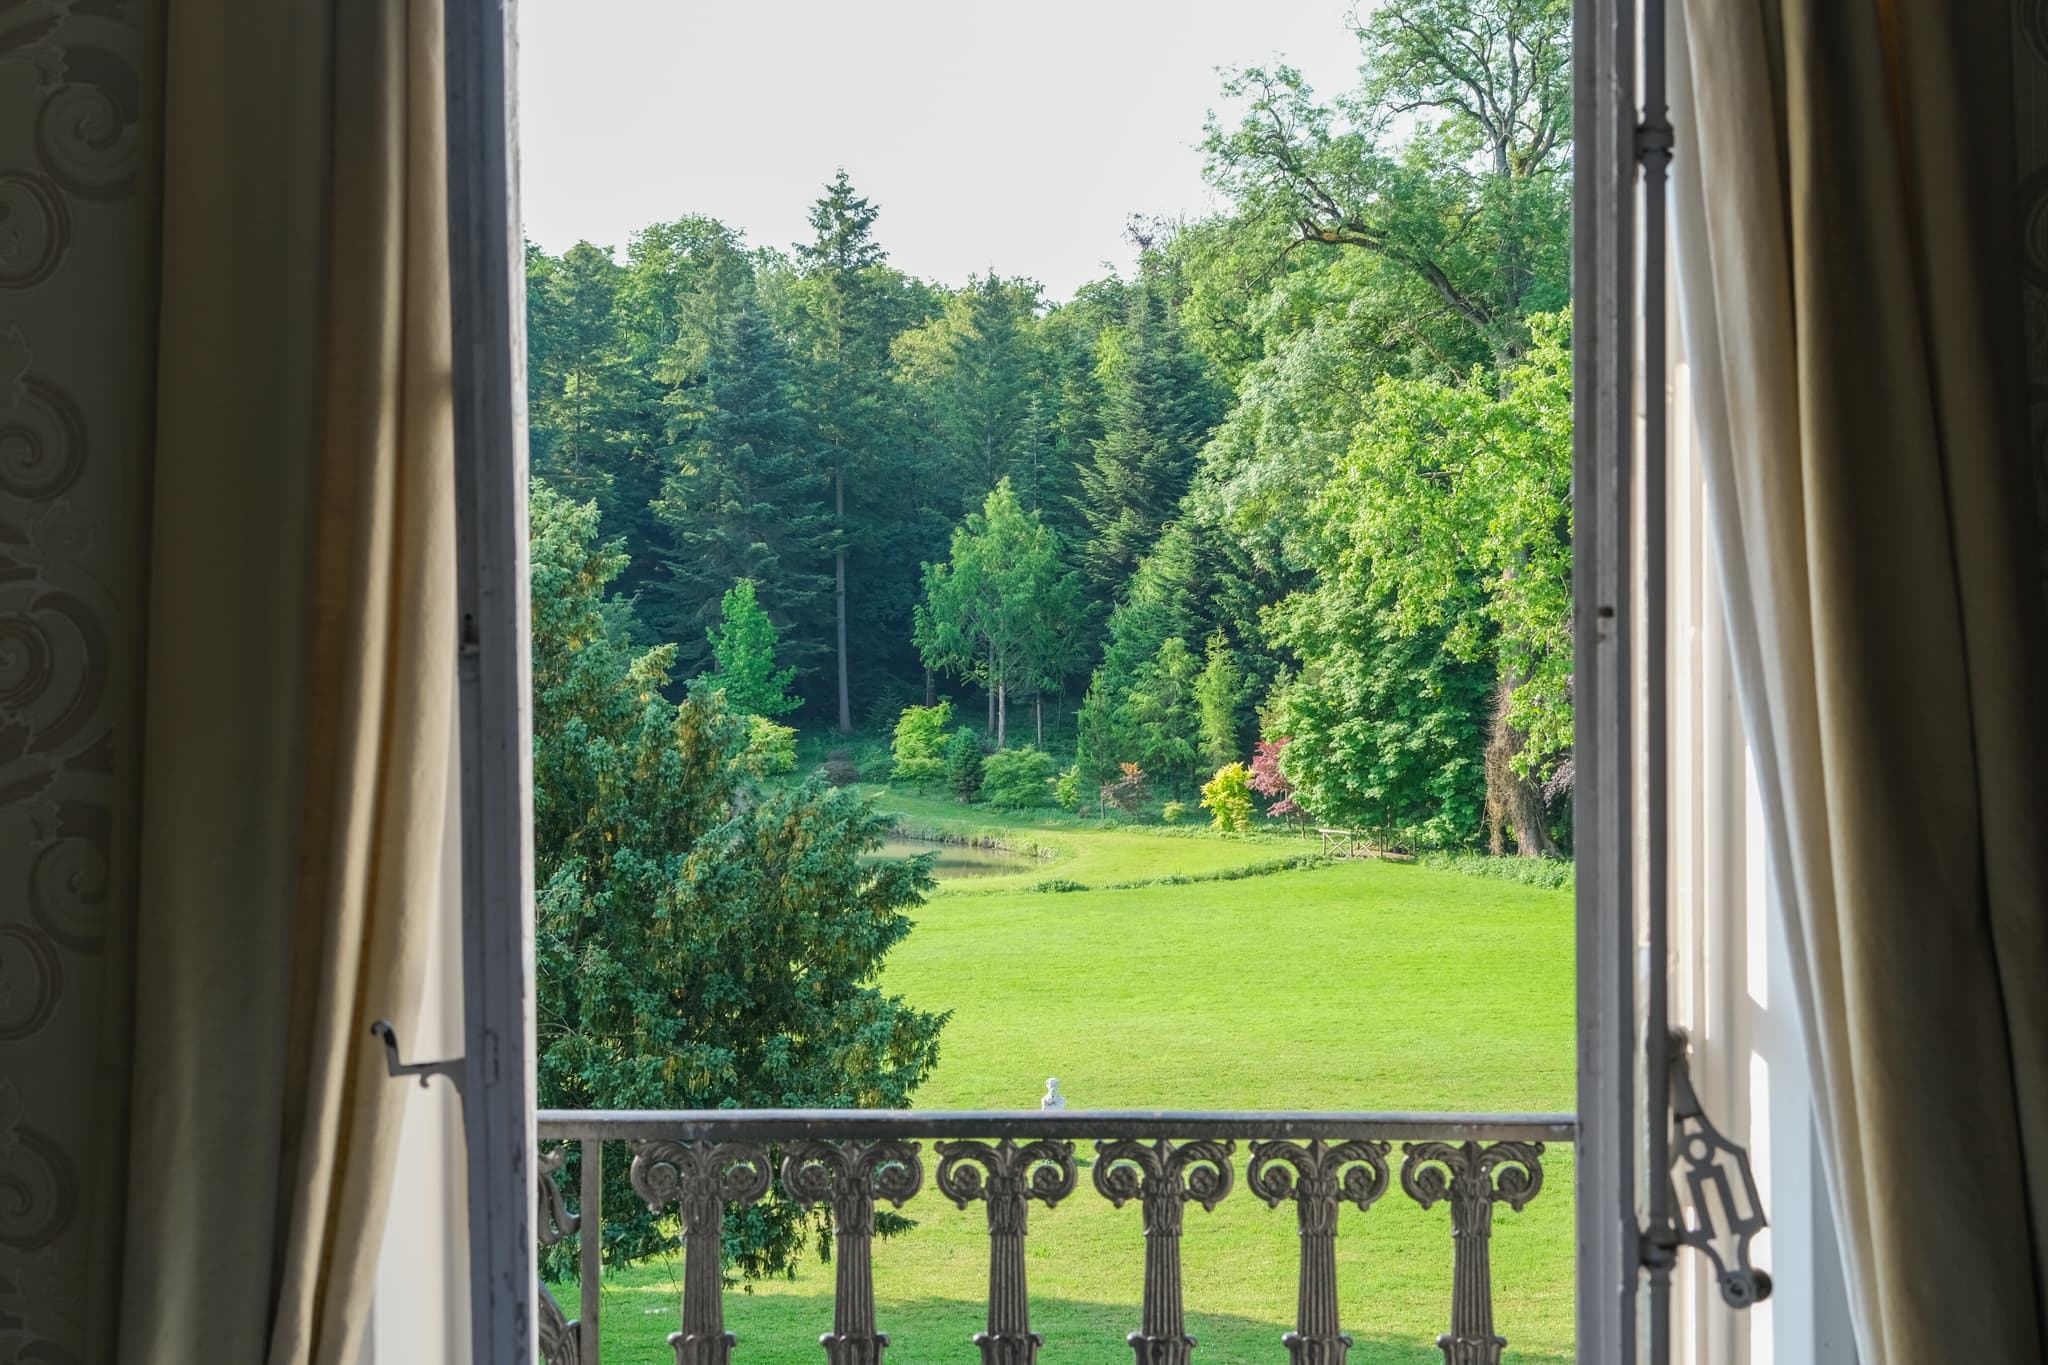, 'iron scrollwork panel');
537,1145,583,1365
